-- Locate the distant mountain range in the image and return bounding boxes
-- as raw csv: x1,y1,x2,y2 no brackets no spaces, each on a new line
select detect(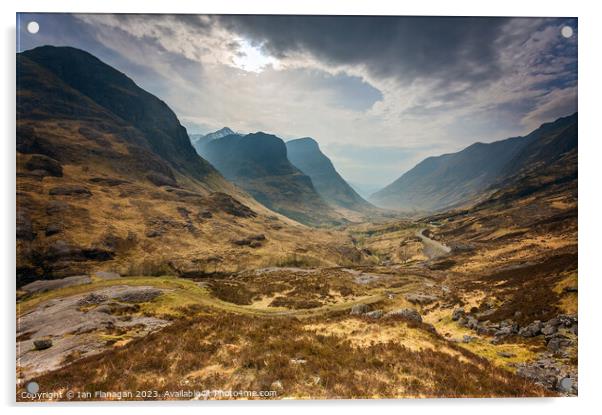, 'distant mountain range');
370,113,577,213
191,127,240,155
285,138,373,213
199,132,345,226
